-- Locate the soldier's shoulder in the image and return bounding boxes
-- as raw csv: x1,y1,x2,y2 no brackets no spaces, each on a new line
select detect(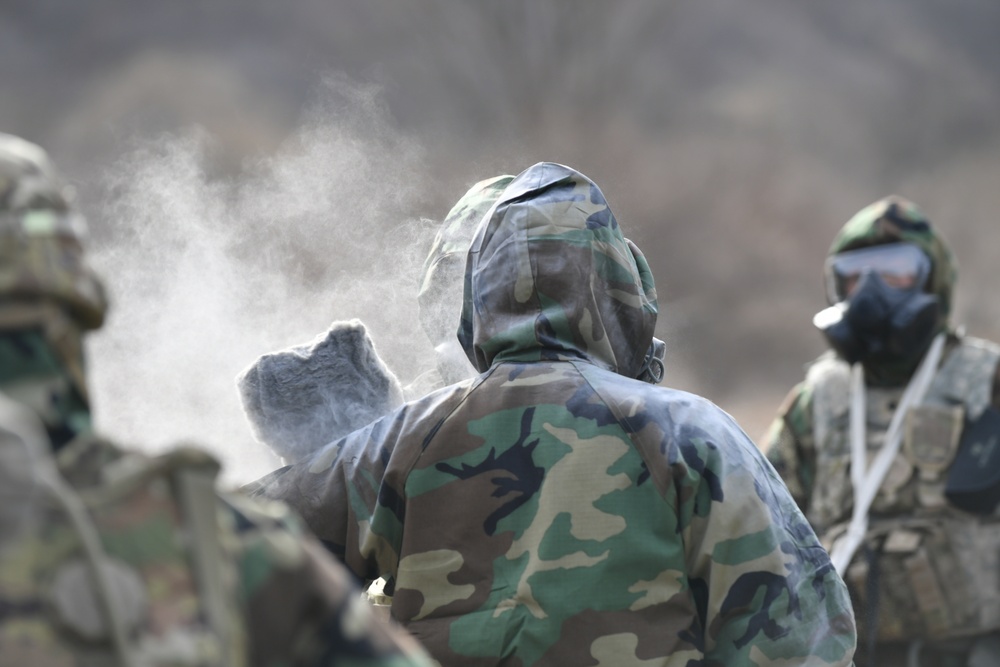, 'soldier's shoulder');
52,432,134,487
955,334,1000,357
221,488,304,536
803,349,848,383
